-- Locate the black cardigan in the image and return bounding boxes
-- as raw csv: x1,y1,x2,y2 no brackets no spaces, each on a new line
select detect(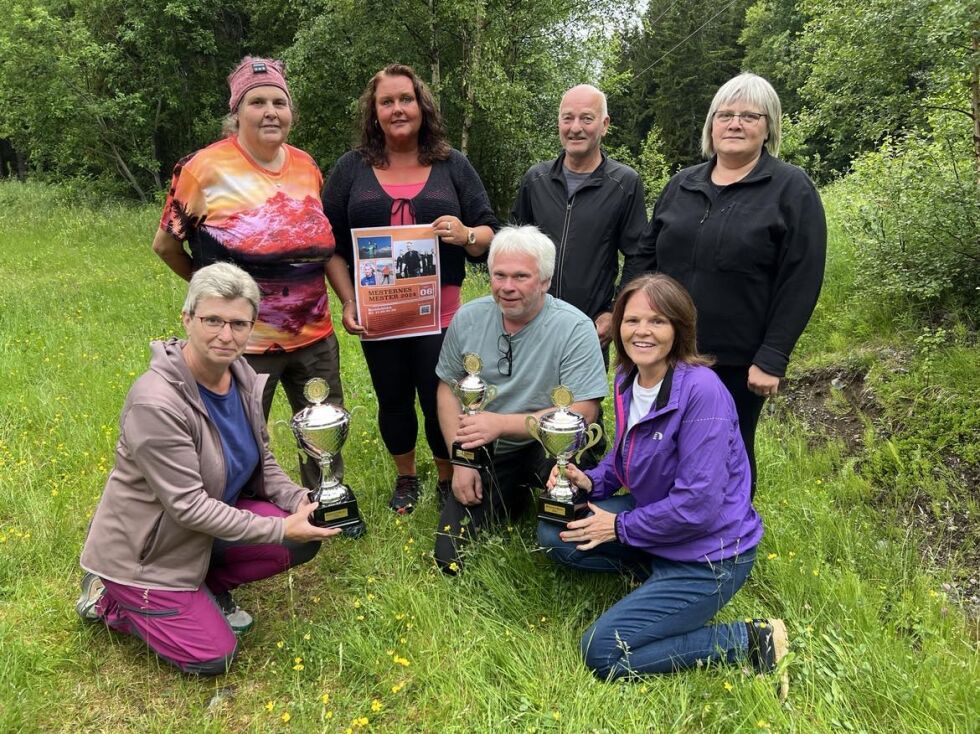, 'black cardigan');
322,149,498,286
